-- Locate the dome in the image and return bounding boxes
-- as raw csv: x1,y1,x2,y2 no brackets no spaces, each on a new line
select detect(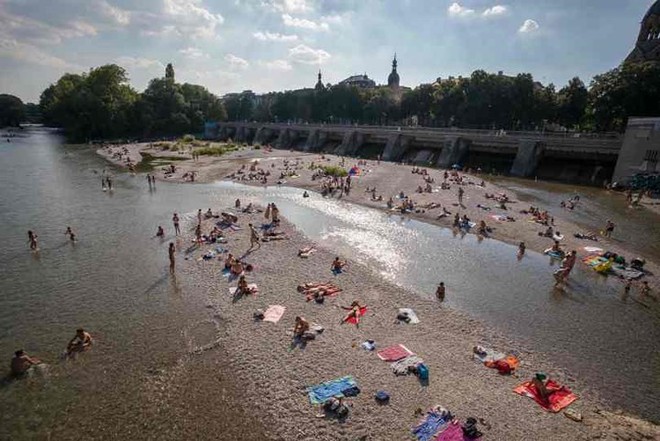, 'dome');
387,71,400,87
645,0,660,19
